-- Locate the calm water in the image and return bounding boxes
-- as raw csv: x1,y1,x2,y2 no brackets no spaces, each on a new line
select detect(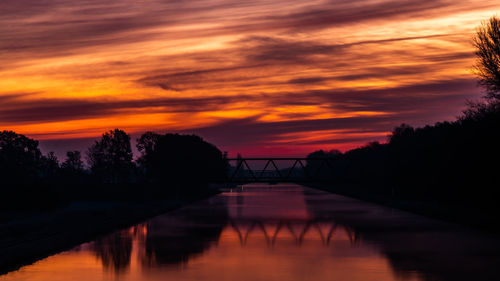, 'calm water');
2,184,500,281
